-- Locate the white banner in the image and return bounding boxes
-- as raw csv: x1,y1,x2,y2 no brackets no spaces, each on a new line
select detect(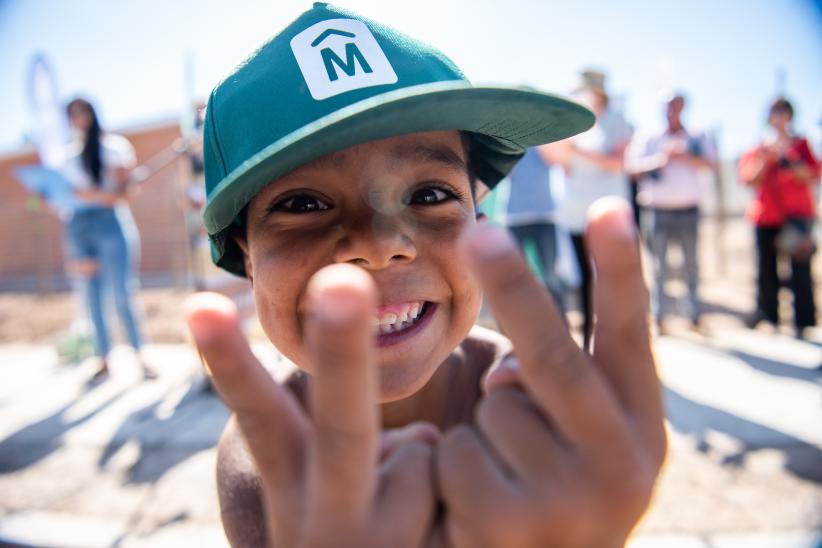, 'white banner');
27,54,68,169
